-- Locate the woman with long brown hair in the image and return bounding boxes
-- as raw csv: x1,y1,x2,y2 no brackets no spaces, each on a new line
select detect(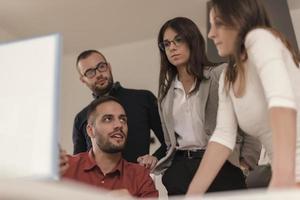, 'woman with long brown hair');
188,0,300,194
153,17,260,195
